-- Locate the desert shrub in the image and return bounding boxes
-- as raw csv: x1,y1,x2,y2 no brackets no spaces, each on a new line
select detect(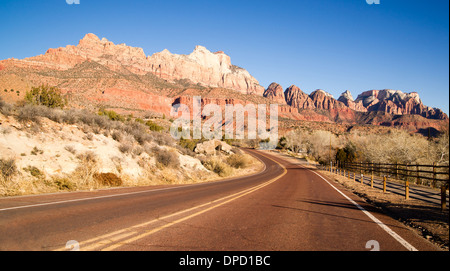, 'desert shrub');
93,173,123,187
0,97,13,116
145,120,163,132
0,158,17,182
64,145,77,155
23,166,44,178
112,130,123,142
175,144,195,157
226,154,251,169
52,177,76,191
179,138,200,152
131,127,153,145
60,109,78,124
430,130,449,165
153,132,174,146
202,157,233,177
349,129,430,164
283,129,341,164
25,85,67,108
74,151,99,187
43,107,65,123
132,146,144,156
98,109,125,122
30,146,44,155
153,147,180,168
84,132,94,141
16,104,43,123
118,141,133,154
335,142,357,164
